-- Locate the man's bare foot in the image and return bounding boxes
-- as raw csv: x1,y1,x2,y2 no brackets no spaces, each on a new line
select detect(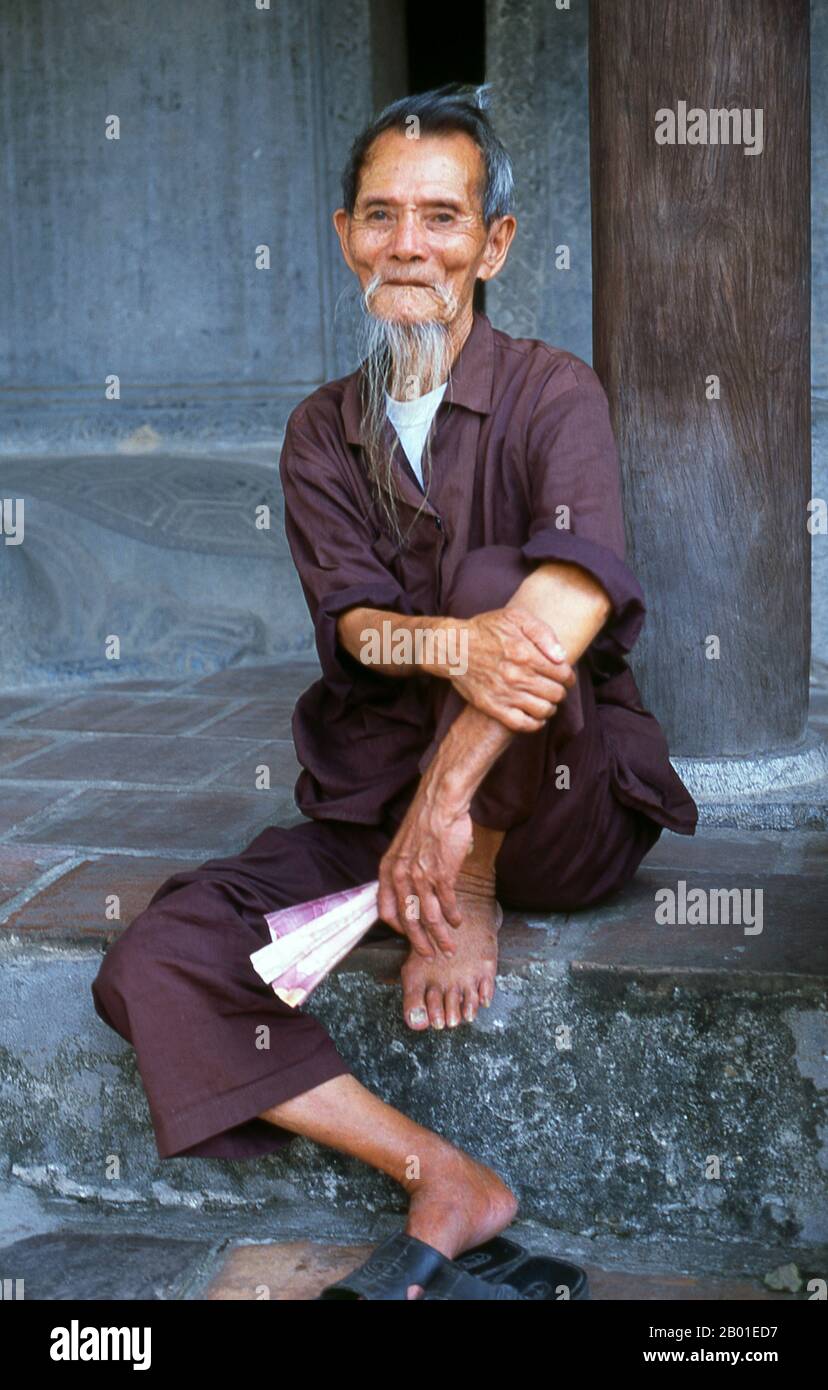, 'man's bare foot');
402,1139,518,1298
351,1141,517,1299
400,883,503,1032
